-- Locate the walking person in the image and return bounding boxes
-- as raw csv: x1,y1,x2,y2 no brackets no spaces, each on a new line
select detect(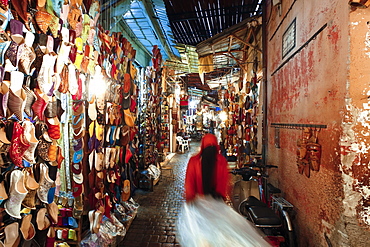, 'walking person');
176,133,271,247
184,133,228,202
